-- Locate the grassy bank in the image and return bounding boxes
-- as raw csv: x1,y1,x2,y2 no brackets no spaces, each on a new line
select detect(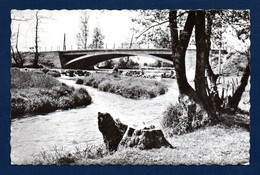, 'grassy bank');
77,73,168,99
33,124,249,165
11,68,92,119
